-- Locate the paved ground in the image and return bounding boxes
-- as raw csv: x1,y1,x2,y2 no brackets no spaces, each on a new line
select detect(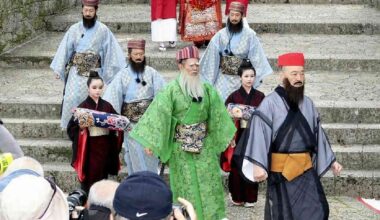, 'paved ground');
226,195,380,219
